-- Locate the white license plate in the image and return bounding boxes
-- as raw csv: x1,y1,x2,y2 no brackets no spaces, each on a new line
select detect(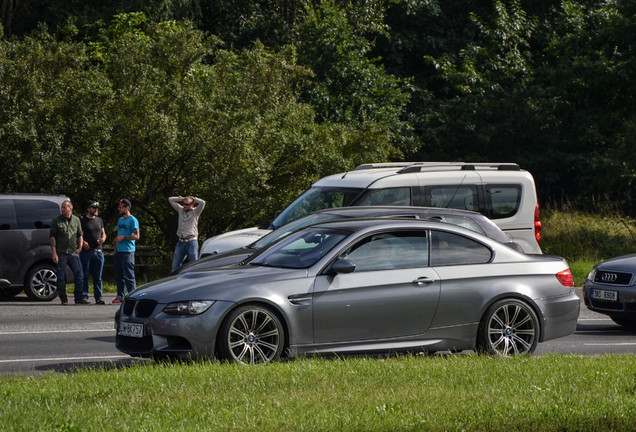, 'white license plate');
118,321,144,338
592,289,618,302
